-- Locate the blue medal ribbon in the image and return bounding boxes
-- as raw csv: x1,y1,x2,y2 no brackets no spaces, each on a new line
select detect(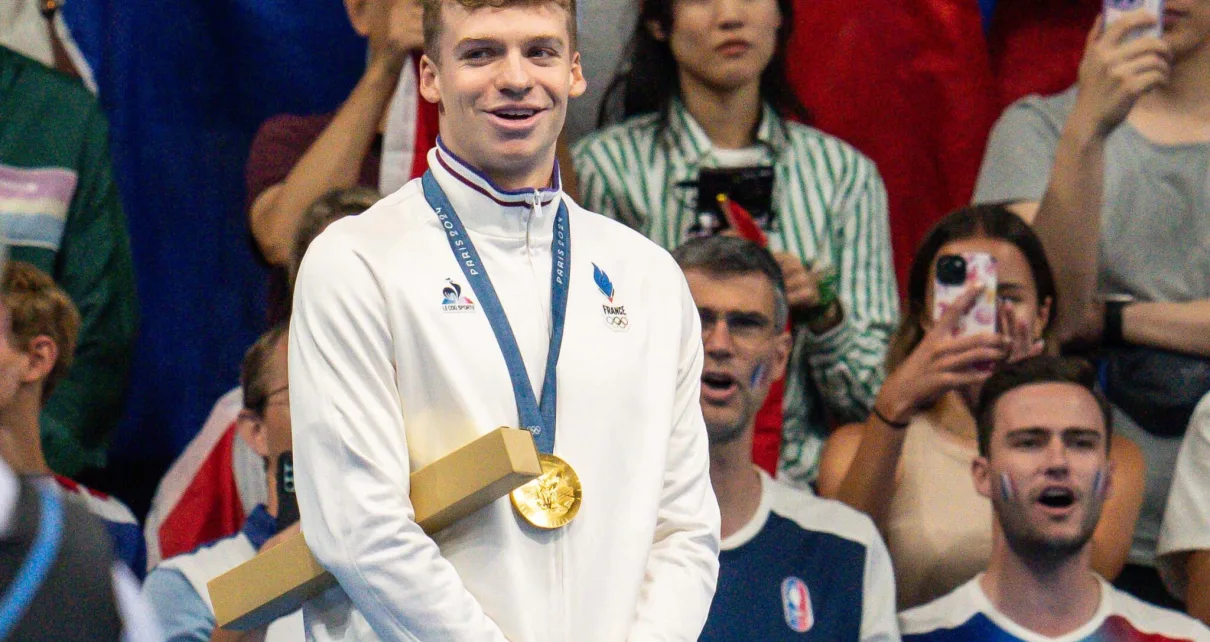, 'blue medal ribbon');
422,171,569,455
